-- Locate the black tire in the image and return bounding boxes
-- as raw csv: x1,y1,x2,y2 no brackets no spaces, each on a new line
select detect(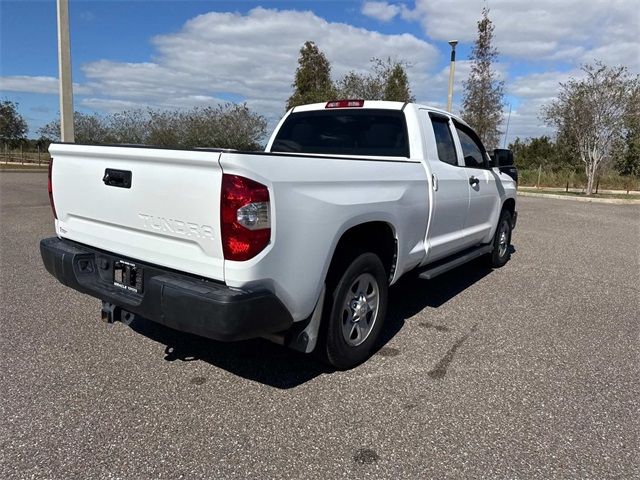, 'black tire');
488,209,513,268
319,253,388,370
